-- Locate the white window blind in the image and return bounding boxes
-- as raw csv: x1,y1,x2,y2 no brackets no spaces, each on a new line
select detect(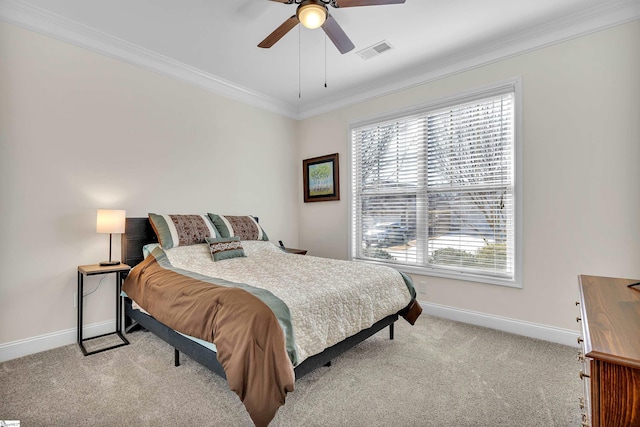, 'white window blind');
351,84,518,285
